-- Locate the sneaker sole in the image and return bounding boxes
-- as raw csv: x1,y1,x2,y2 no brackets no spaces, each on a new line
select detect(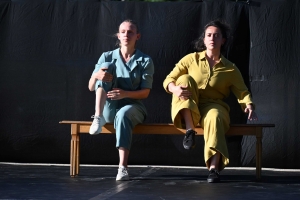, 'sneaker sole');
116,177,129,181
183,144,196,150
207,178,220,183
89,131,101,135
89,127,102,135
